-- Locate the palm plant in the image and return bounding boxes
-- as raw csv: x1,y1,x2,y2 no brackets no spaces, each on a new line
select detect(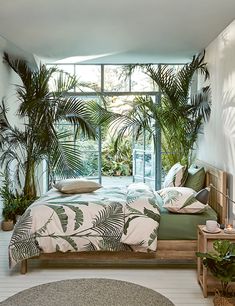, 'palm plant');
110,53,211,169
0,53,97,200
